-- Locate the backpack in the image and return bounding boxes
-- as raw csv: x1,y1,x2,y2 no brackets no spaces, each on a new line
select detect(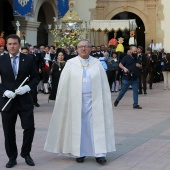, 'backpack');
106,58,118,71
